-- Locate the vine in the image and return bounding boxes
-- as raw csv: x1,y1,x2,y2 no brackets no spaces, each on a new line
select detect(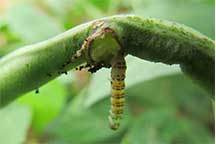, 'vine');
0,15,214,108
